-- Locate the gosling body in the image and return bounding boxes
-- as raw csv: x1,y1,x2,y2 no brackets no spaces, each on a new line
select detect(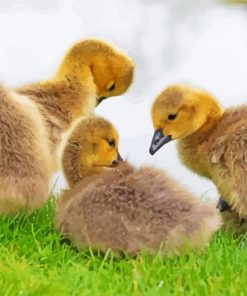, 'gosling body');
0,85,52,213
